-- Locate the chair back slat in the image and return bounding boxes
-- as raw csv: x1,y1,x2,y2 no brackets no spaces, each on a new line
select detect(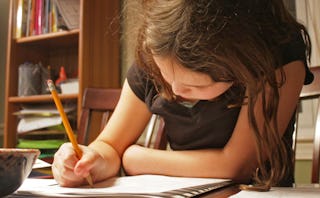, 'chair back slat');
82,88,121,110
77,88,168,149
311,100,320,183
77,88,121,145
153,117,167,150
77,109,90,144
